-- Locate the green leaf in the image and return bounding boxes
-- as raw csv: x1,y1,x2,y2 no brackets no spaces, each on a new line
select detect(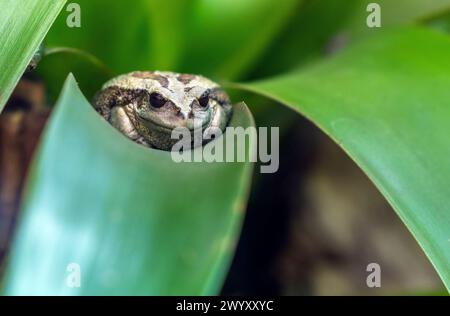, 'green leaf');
0,0,66,112
236,27,450,291
2,75,256,295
